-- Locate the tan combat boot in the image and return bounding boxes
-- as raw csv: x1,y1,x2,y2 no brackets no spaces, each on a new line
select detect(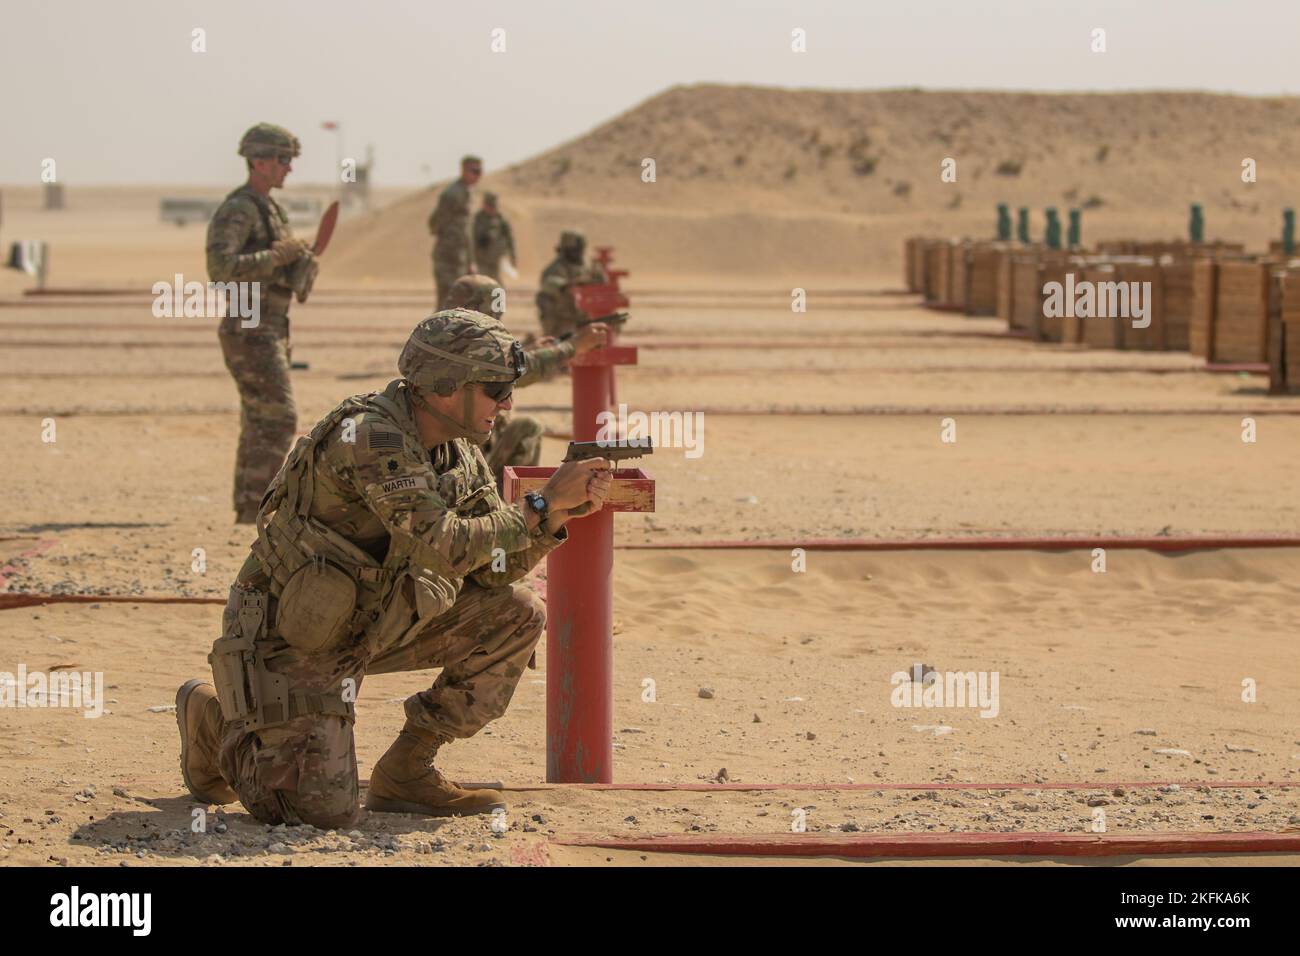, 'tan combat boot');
175,679,237,805
366,725,506,817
